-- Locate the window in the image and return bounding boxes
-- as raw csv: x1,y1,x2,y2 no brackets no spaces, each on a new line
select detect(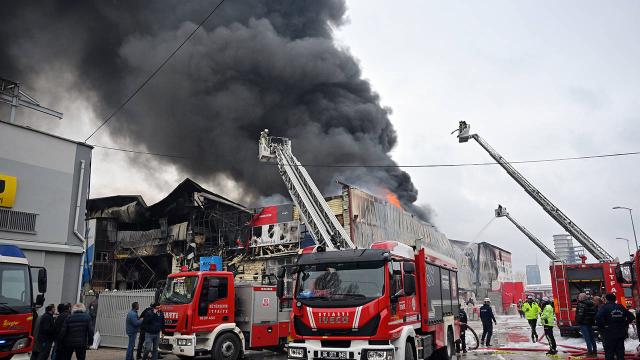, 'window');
391,261,402,296
450,271,459,314
426,263,442,321
441,269,452,314
0,263,31,310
